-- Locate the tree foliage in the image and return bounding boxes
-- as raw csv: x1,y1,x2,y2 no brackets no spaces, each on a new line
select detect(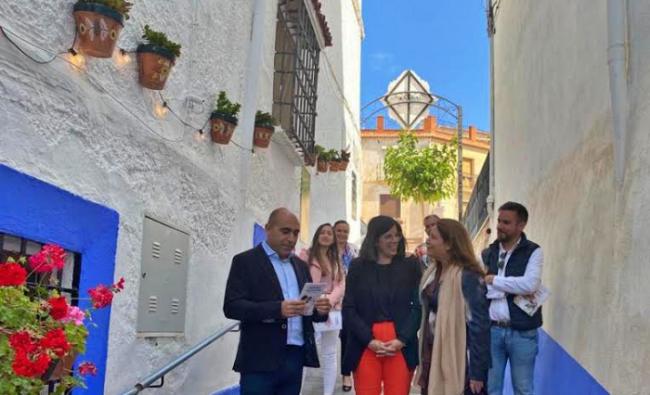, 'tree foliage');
383,131,457,205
